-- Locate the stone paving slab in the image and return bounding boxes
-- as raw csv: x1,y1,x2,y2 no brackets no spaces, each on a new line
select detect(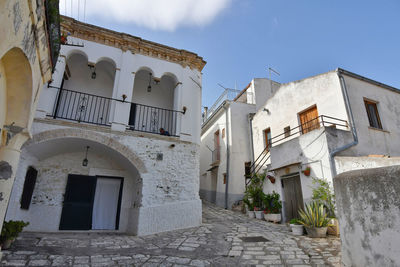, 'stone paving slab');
1,201,341,266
